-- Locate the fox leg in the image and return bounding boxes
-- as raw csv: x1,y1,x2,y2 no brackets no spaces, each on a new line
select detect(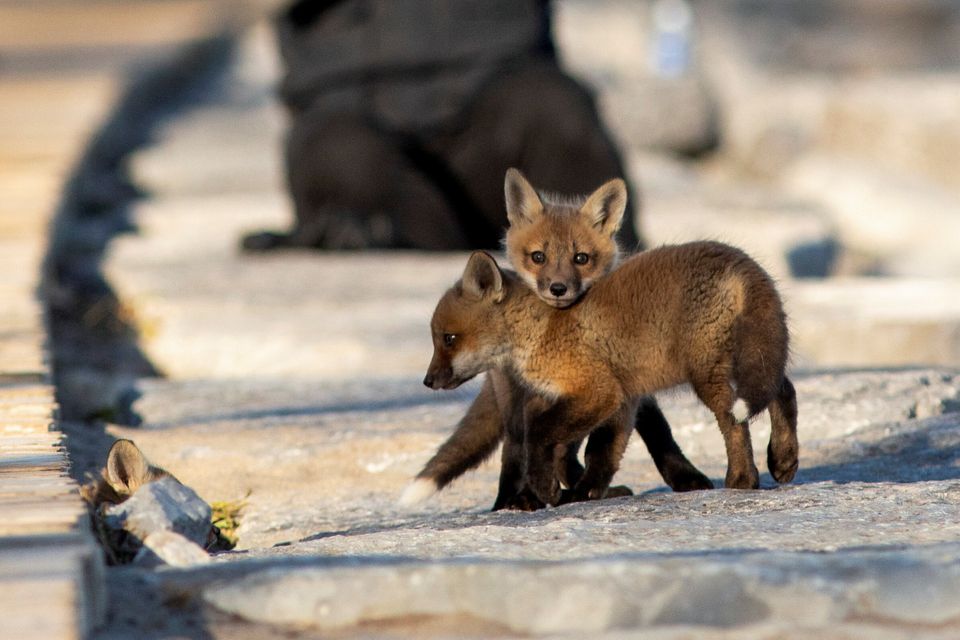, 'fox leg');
487,373,582,511
766,376,799,484
496,392,585,511
691,370,760,490
561,402,633,503
493,387,547,511
523,392,620,505
557,439,585,489
634,396,714,491
492,424,545,511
